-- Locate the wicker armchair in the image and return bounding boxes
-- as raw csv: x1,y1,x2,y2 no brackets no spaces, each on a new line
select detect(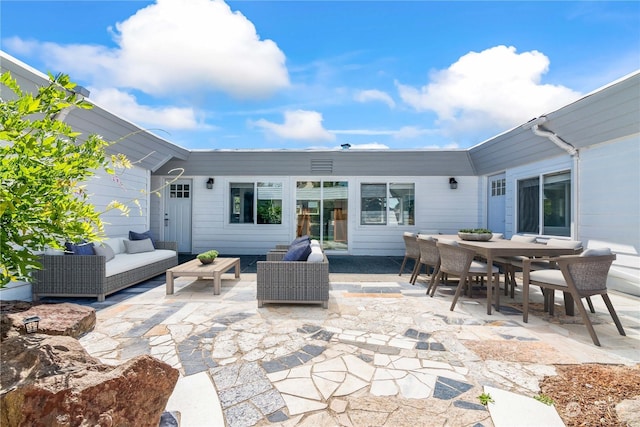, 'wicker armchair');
433,242,500,311
399,232,420,278
522,251,625,346
411,236,441,294
257,250,329,308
